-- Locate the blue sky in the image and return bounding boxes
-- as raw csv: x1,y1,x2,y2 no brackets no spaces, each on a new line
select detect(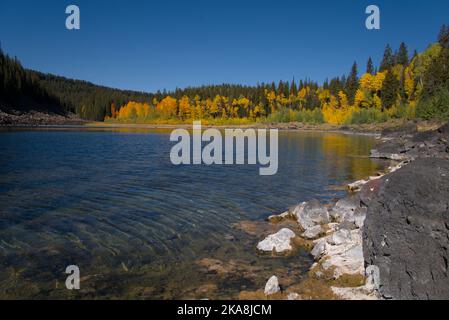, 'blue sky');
0,0,448,93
